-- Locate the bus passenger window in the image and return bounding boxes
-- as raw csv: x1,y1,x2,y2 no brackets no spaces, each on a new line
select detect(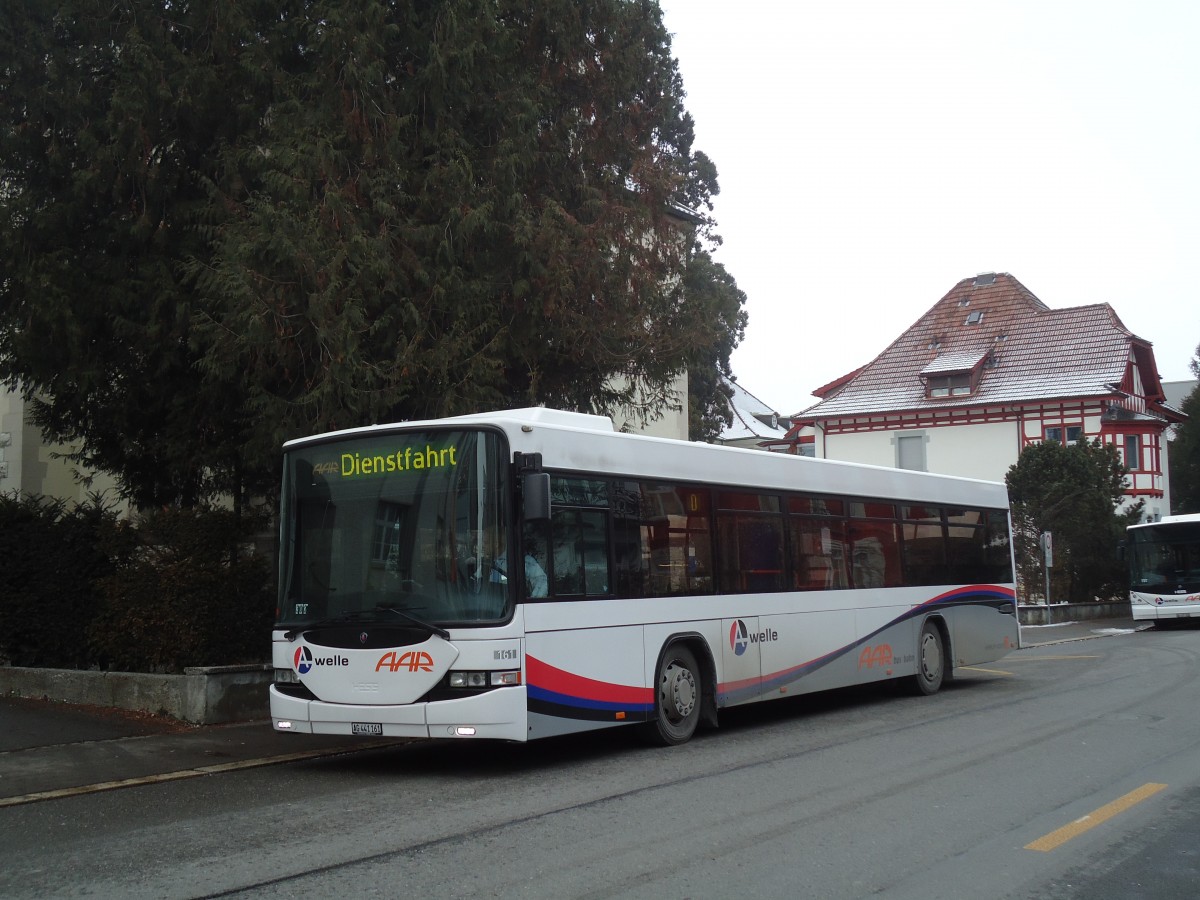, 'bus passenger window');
612,481,643,598
788,518,849,589
521,522,550,598
717,513,784,594
609,481,714,598
900,507,947,586
849,520,901,588
549,508,610,597
983,510,1013,582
